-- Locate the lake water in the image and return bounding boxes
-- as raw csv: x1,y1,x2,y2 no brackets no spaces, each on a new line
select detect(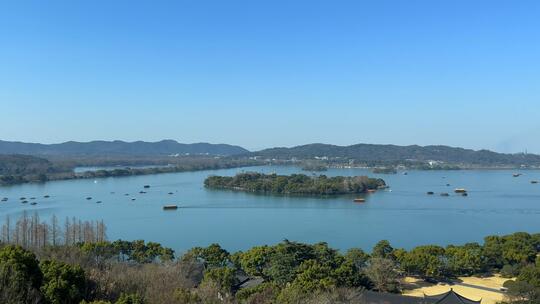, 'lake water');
1,166,540,254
